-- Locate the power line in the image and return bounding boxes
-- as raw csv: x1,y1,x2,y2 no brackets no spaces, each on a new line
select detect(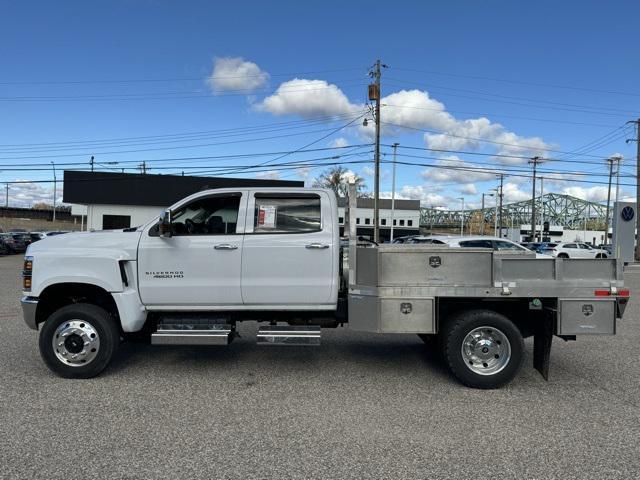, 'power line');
385,79,638,118
381,103,621,129
0,67,365,86
0,81,368,102
392,66,640,98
